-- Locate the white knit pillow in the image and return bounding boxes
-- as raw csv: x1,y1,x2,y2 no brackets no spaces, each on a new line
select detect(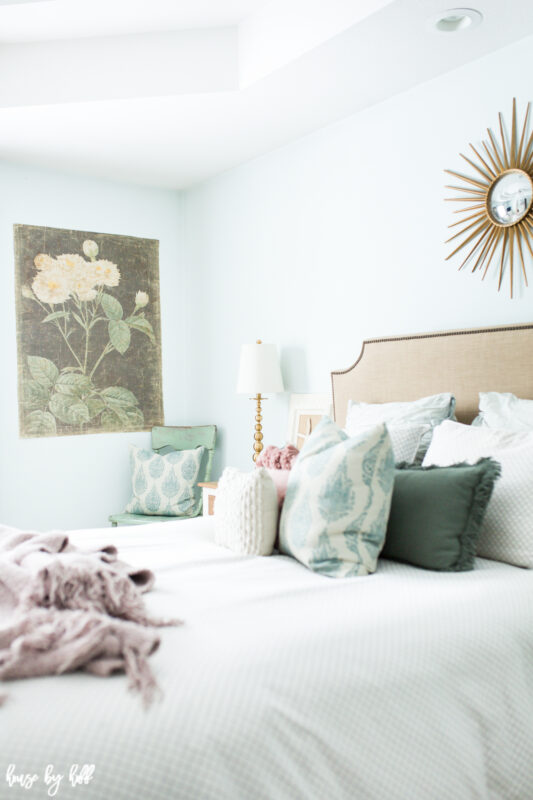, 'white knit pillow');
423,420,533,567
214,467,278,556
